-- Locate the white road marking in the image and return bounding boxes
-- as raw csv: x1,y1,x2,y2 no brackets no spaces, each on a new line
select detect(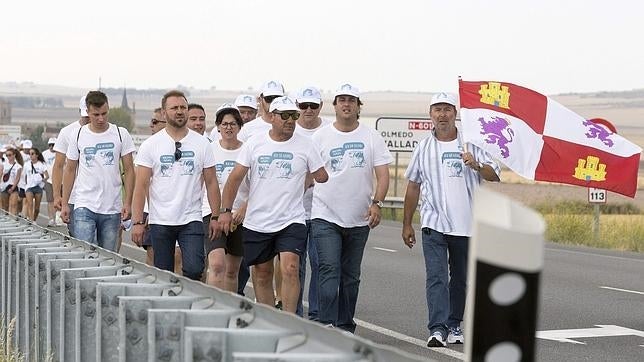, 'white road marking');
537,325,644,344
355,319,465,360
544,247,644,263
373,247,397,253
599,286,644,295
